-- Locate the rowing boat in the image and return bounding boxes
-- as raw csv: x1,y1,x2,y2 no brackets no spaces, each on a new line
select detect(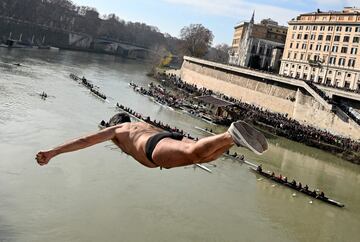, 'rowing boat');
250,167,345,208
90,90,107,101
